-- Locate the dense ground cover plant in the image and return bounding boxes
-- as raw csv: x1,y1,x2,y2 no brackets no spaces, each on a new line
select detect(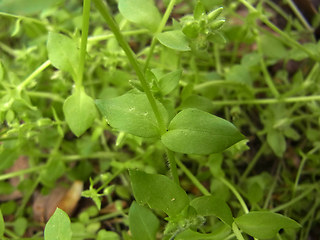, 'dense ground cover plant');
0,0,320,239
